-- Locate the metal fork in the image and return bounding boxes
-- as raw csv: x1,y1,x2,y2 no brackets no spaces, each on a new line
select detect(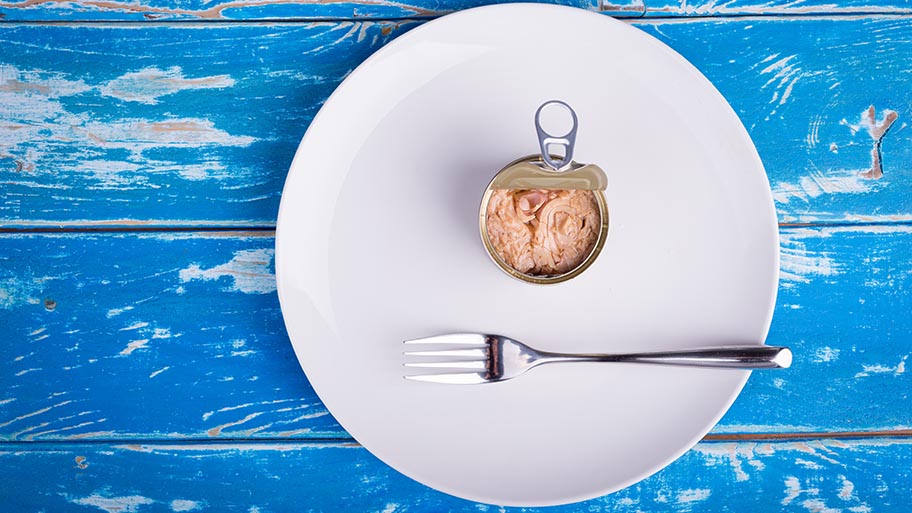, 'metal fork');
403,333,792,384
